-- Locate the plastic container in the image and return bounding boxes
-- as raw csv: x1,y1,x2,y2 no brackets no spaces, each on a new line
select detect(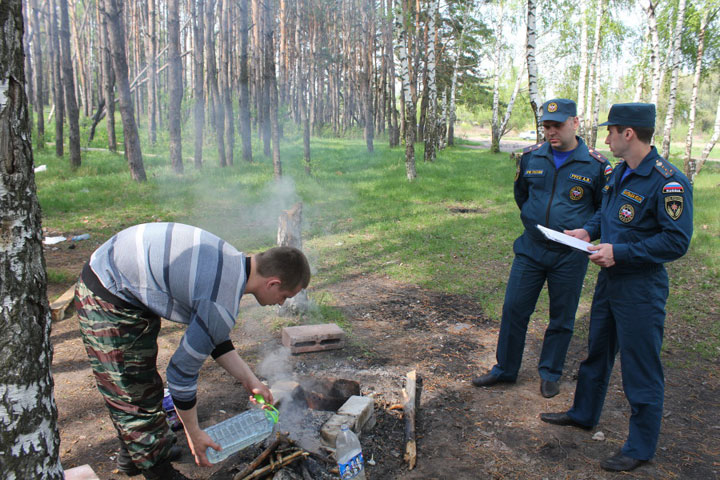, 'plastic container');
204,408,276,464
70,233,90,241
336,424,366,480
